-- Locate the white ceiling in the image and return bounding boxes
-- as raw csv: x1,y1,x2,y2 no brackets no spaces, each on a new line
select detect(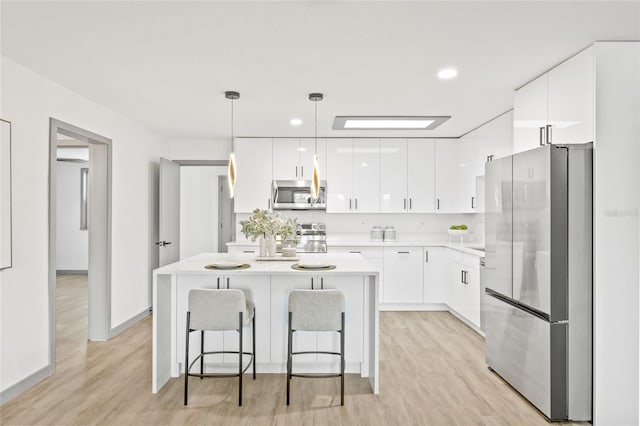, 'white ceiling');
2,1,639,140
